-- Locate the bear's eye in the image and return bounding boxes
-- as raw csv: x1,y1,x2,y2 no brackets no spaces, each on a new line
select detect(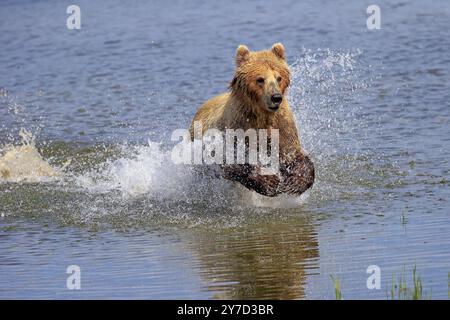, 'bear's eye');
277,76,282,83
256,77,265,85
